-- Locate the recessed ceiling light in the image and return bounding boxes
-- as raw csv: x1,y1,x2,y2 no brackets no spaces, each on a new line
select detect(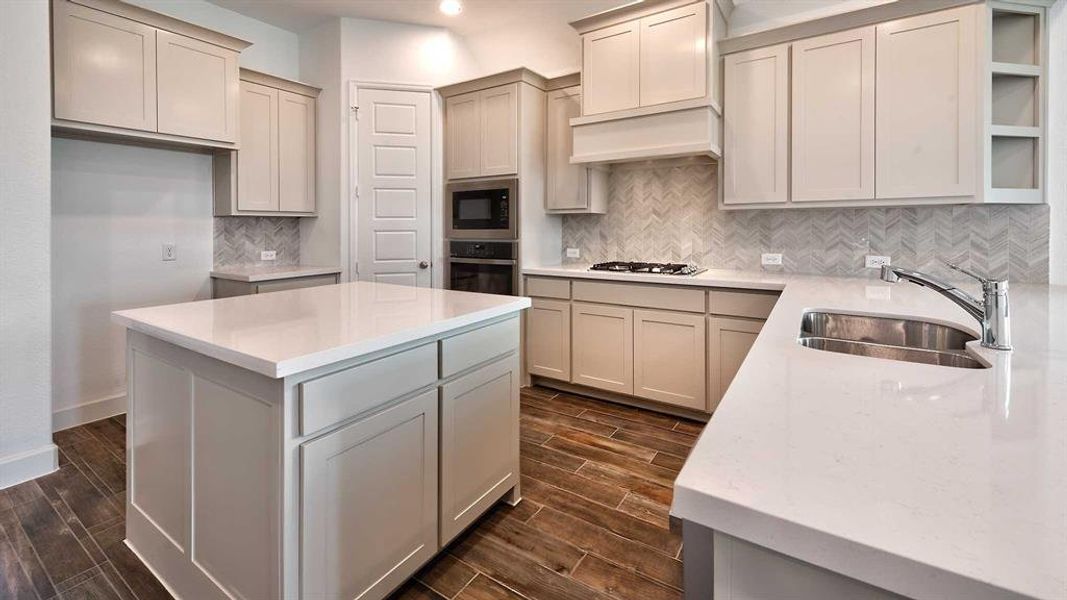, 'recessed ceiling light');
439,0,462,16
